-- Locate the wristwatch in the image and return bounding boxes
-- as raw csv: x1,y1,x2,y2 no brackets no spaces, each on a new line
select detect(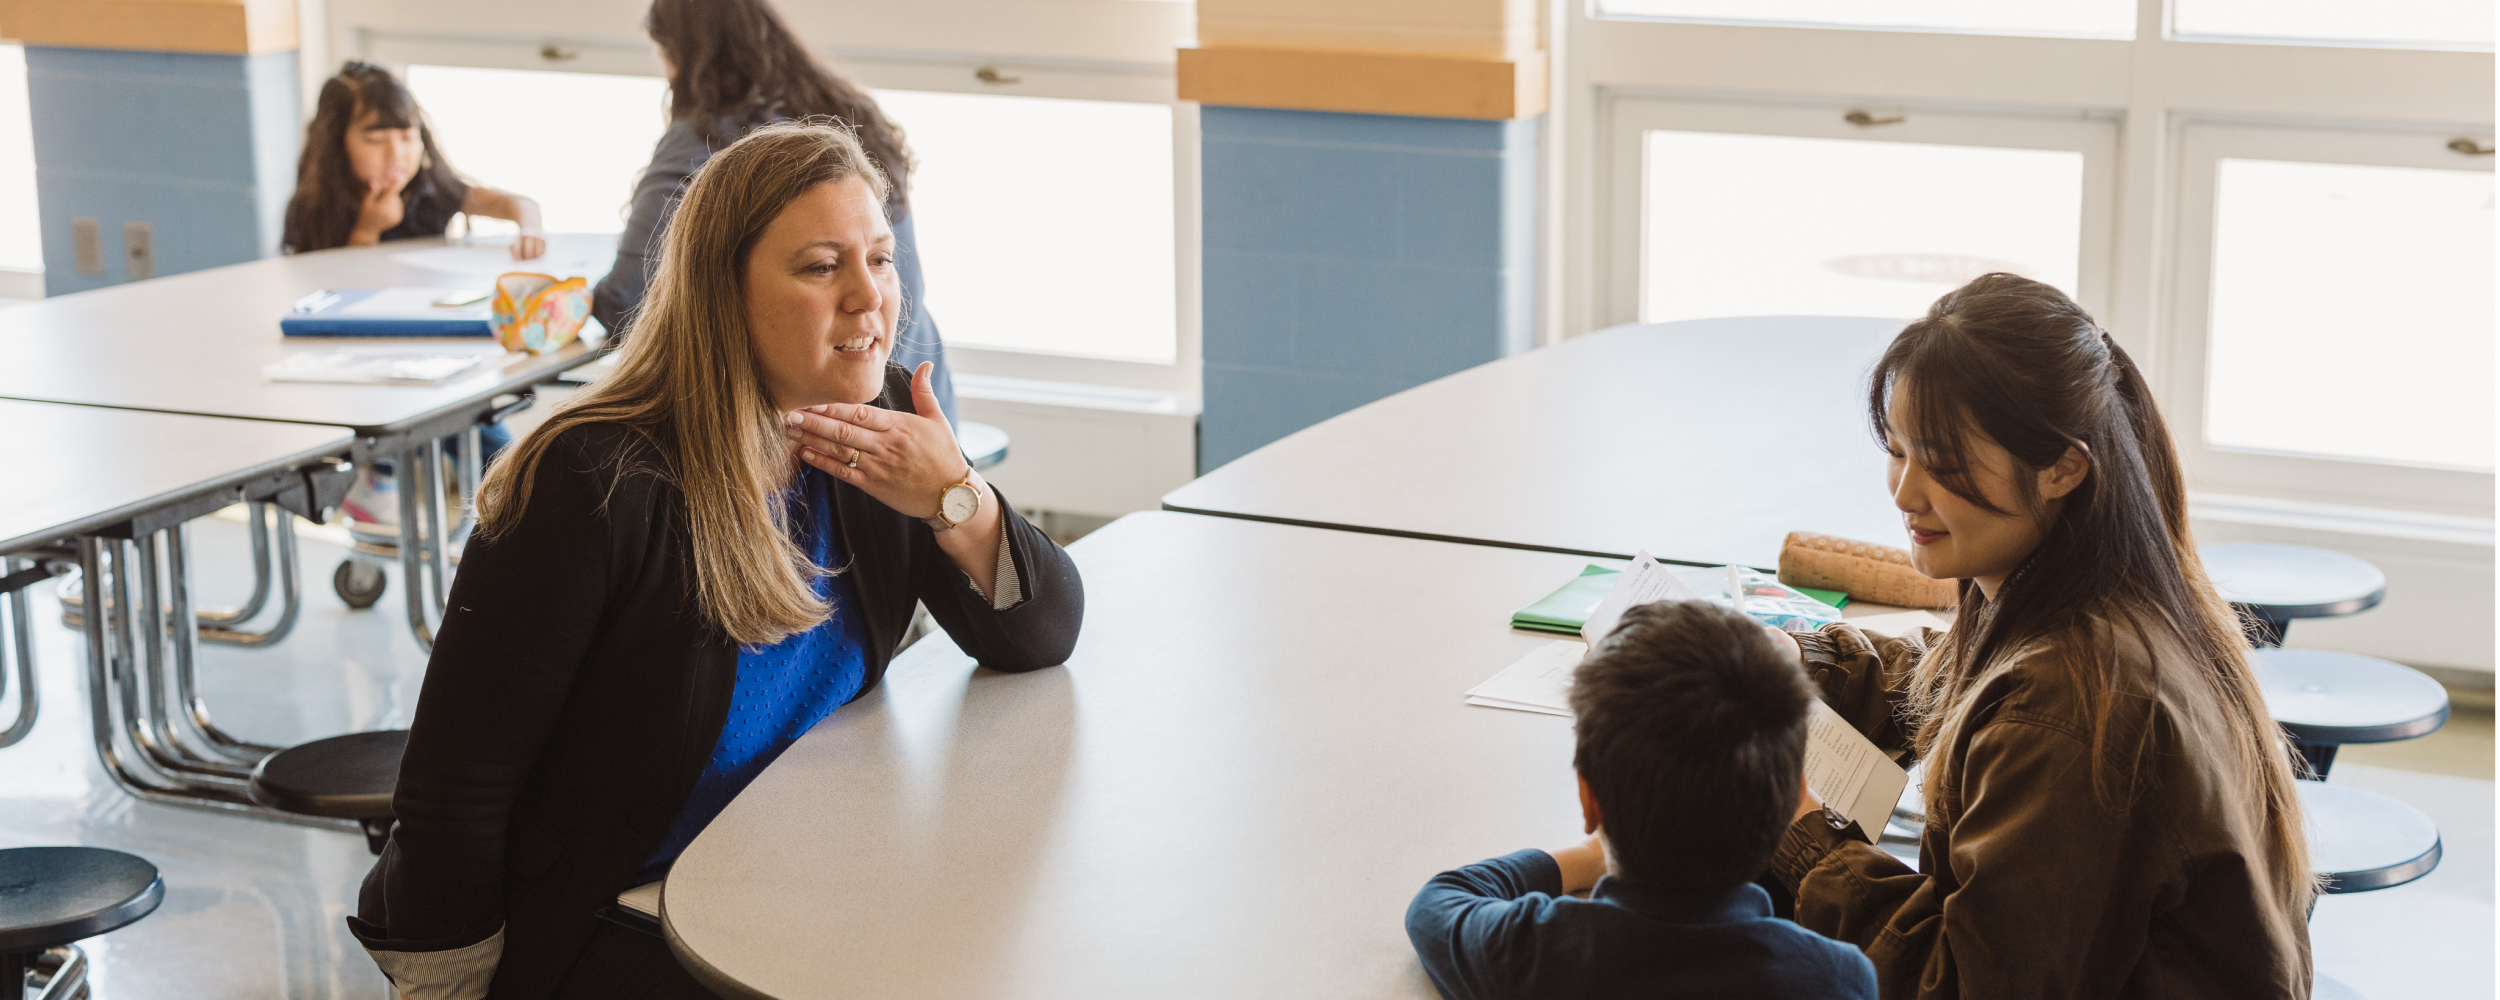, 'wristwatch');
925,471,982,531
